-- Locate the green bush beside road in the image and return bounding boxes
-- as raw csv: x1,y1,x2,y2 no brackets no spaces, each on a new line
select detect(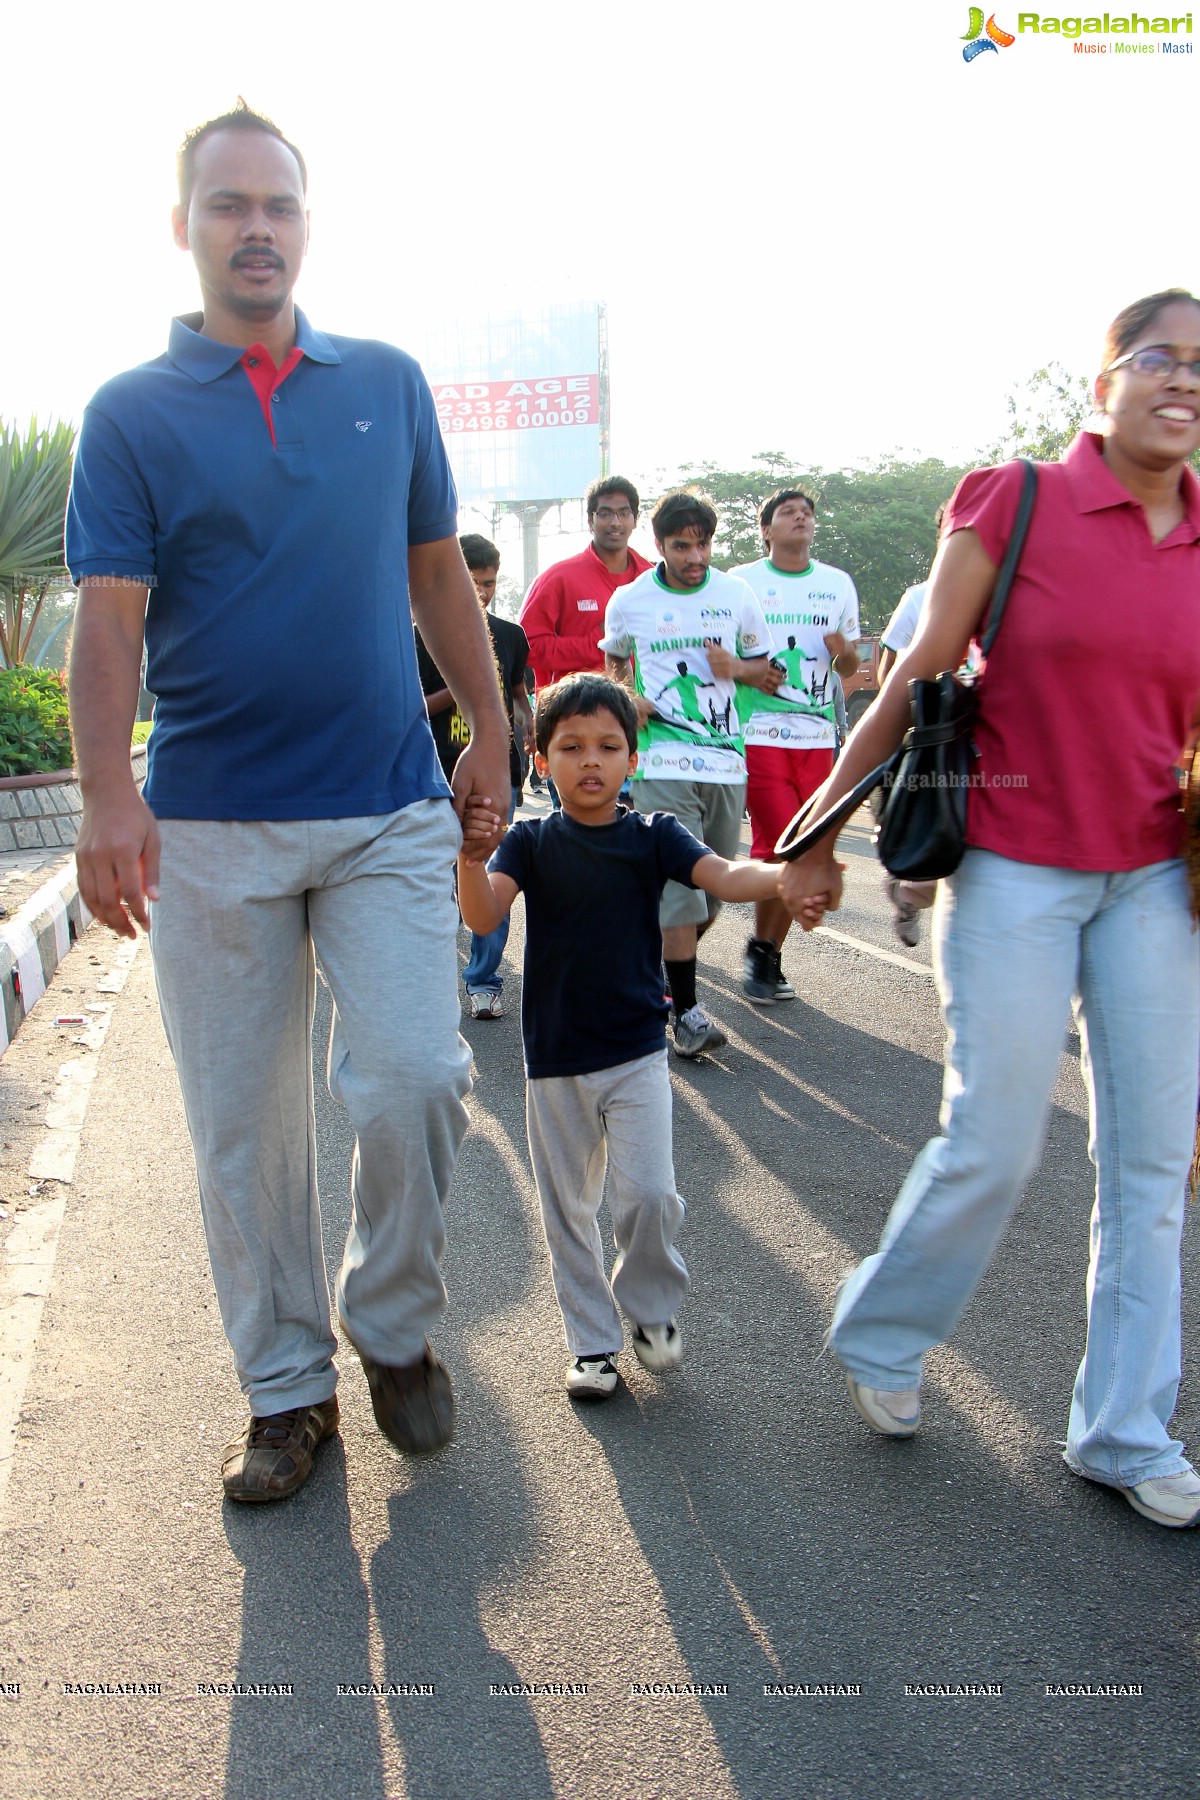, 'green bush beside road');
0,666,71,776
